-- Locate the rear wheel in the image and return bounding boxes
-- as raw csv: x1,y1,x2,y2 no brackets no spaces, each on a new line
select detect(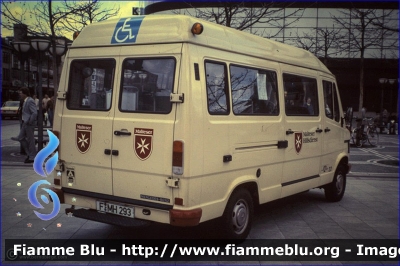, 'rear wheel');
367,128,379,146
220,188,253,240
324,164,346,202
